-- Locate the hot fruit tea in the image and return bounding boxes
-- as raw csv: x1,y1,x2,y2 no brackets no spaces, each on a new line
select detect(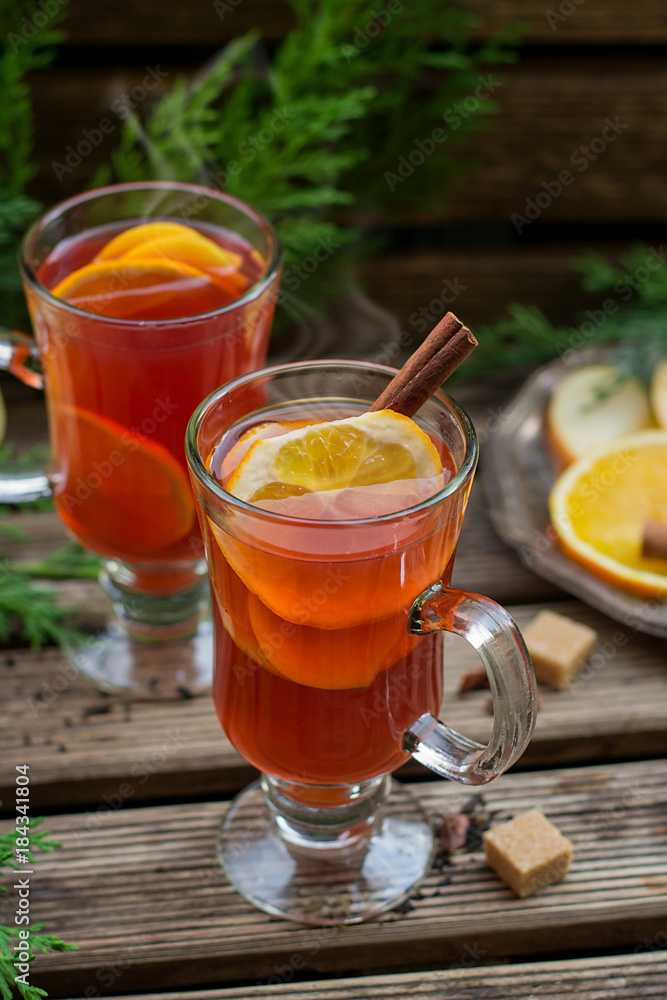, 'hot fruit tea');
34,220,269,589
202,404,463,785
187,359,536,925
